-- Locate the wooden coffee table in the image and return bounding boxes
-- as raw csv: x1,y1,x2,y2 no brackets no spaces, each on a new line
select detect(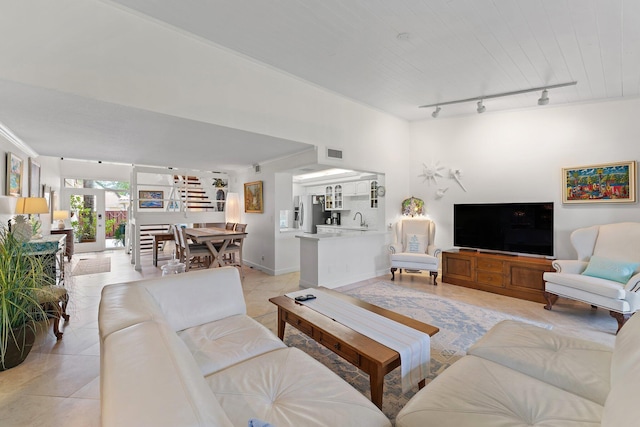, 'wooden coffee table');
269,289,439,409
